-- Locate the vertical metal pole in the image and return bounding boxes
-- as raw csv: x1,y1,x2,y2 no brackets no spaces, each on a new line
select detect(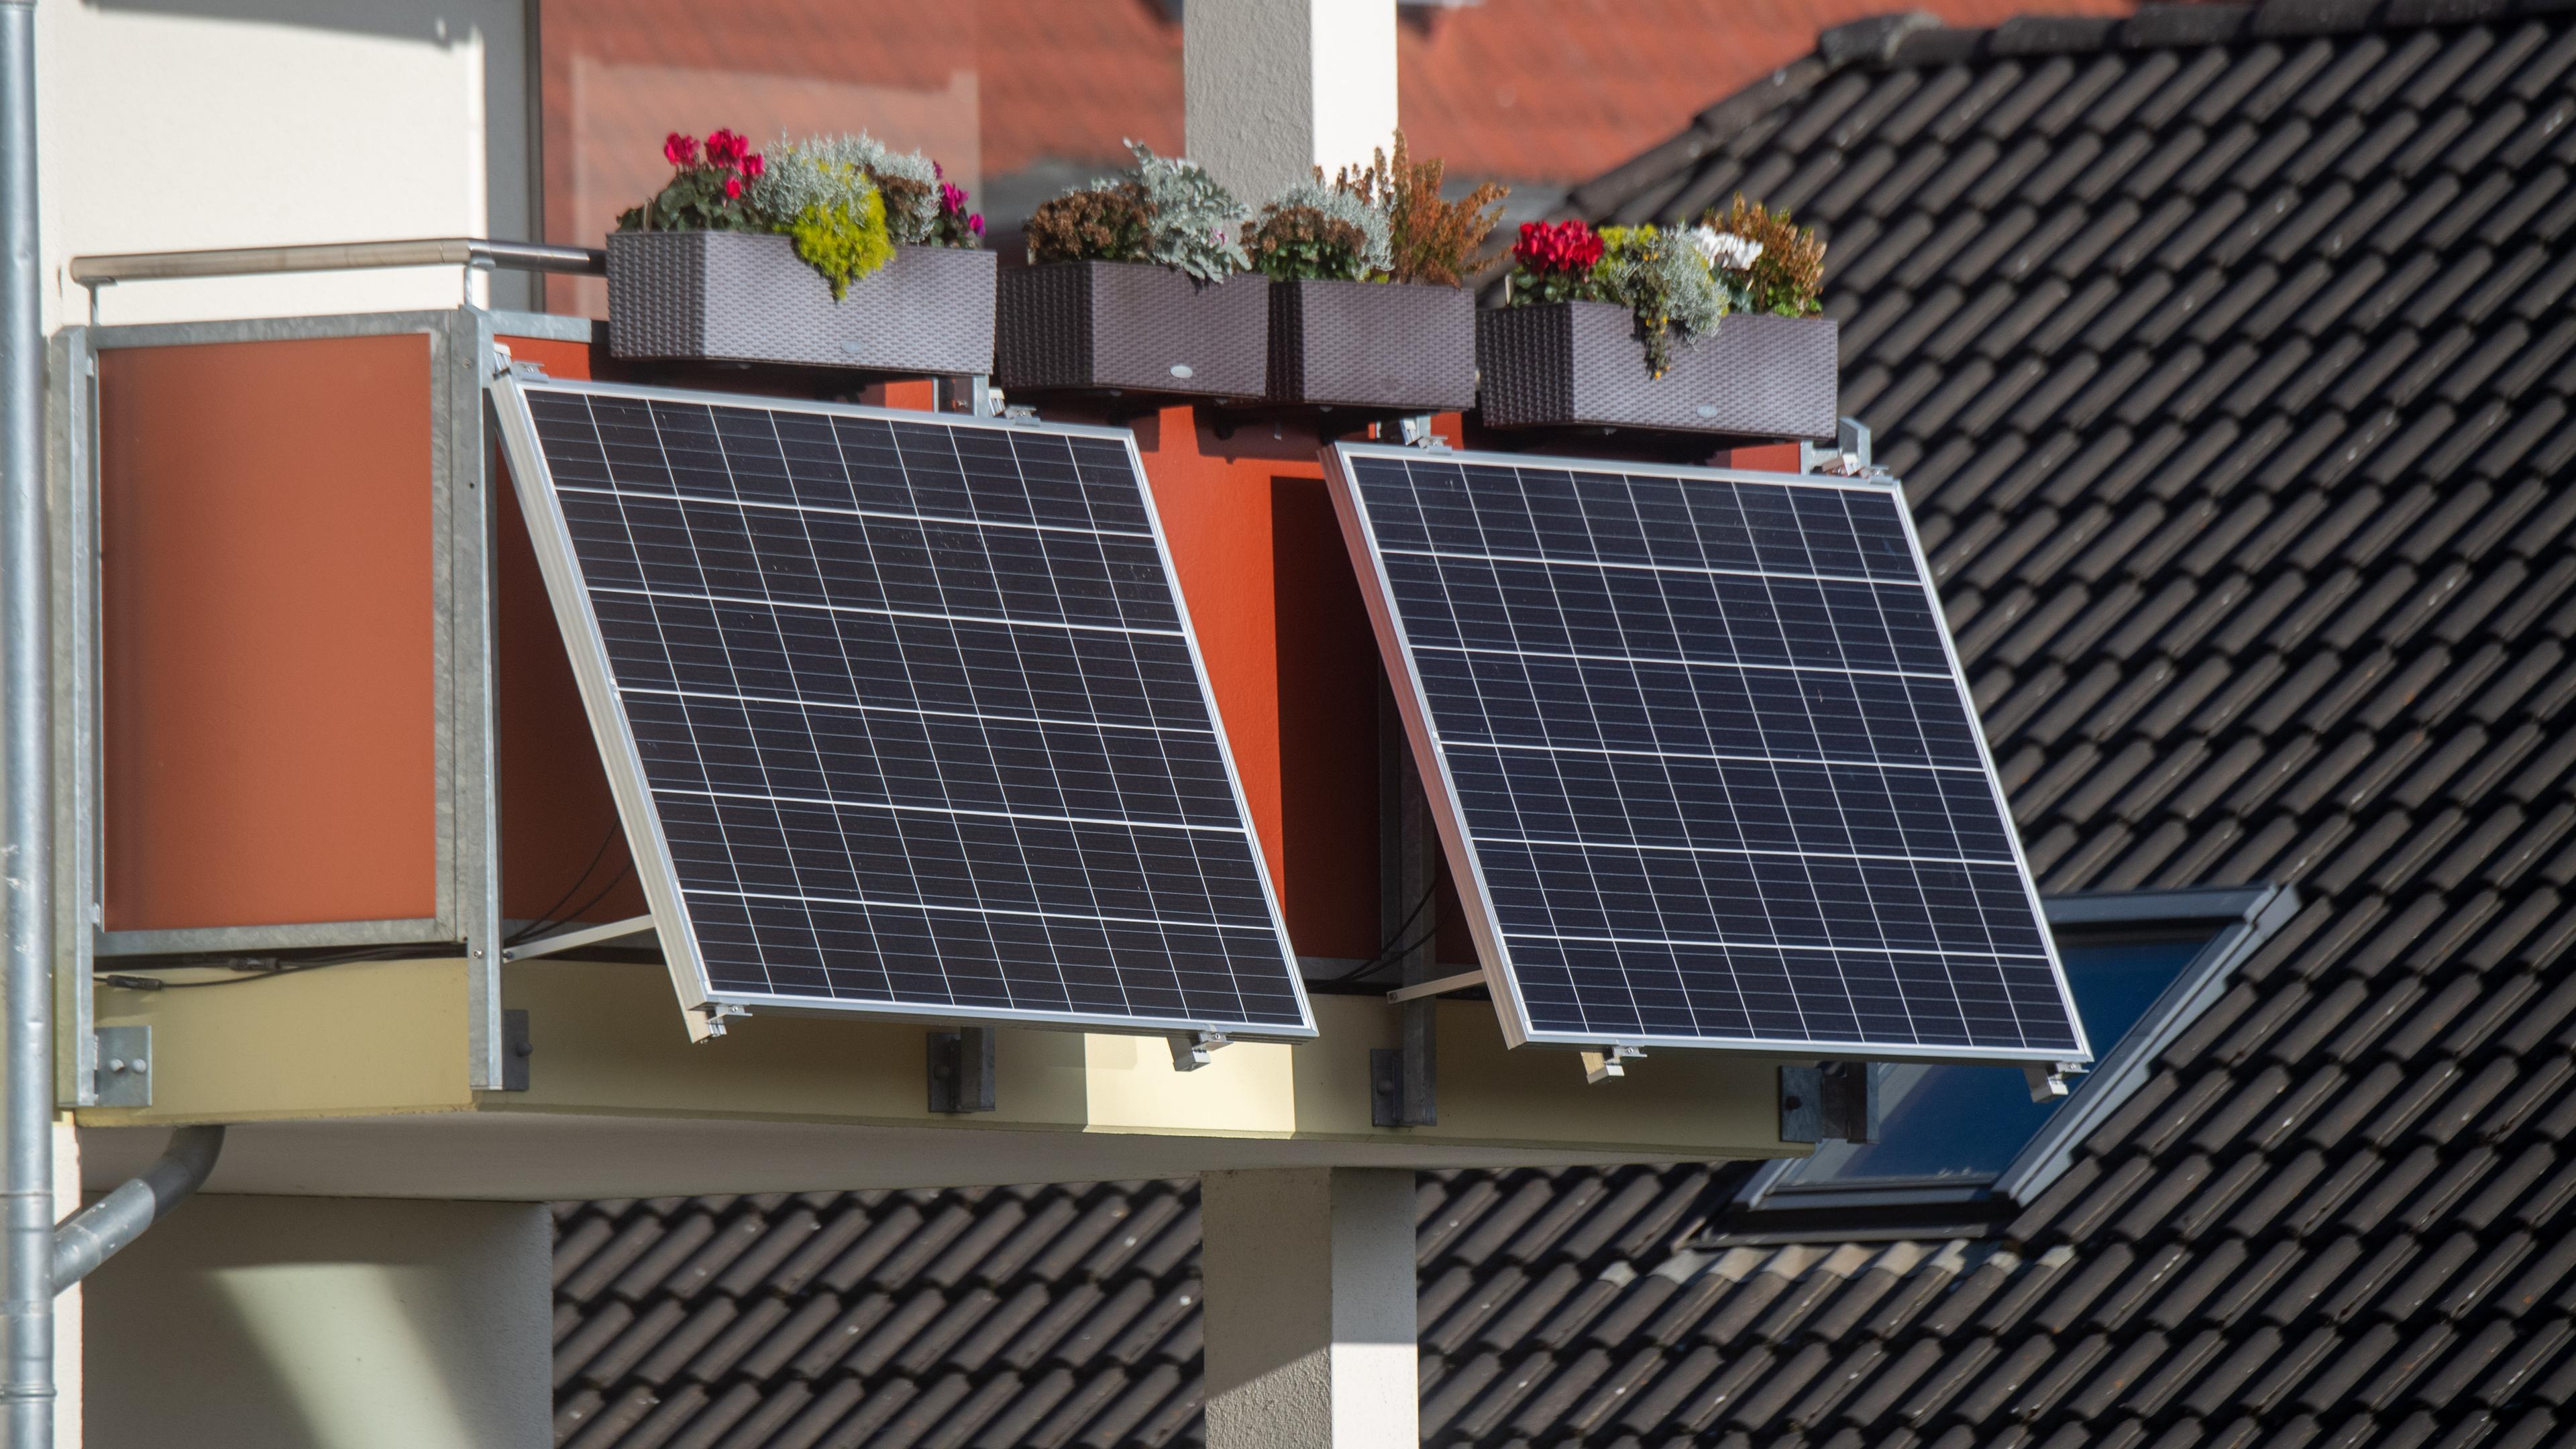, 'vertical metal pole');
0,3,49,1446
1373,682,1436,1126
